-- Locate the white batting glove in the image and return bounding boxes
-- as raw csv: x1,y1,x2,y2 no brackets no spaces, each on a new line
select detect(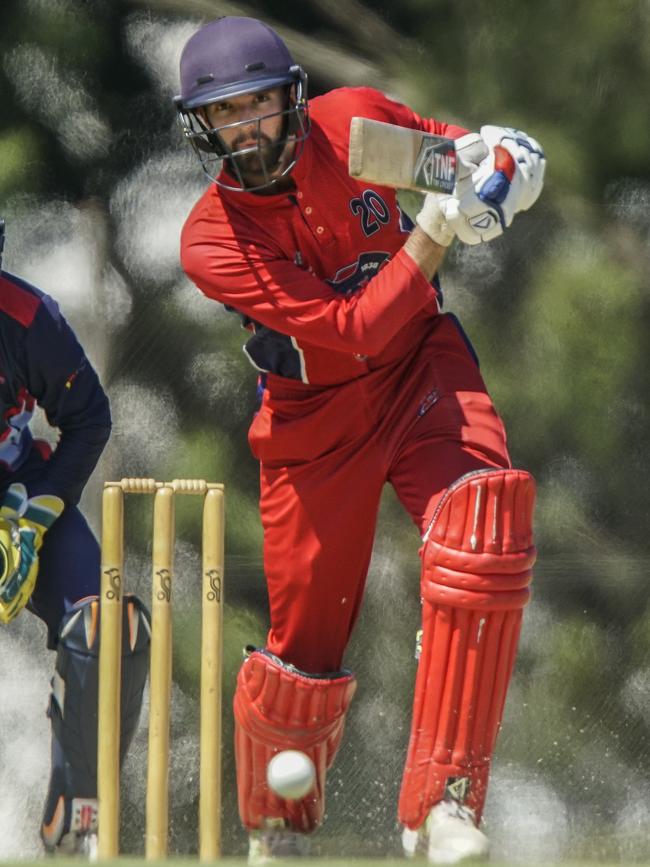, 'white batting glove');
417,127,545,247
415,193,455,247
480,125,546,213
438,125,546,245
454,132,489,180
438,173,504,245
416,132,488,246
